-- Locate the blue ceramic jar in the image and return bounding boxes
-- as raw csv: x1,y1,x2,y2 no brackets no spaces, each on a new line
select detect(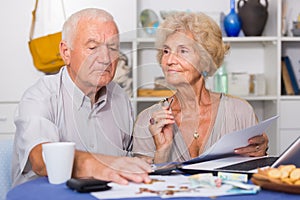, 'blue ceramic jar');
224,0,242,37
